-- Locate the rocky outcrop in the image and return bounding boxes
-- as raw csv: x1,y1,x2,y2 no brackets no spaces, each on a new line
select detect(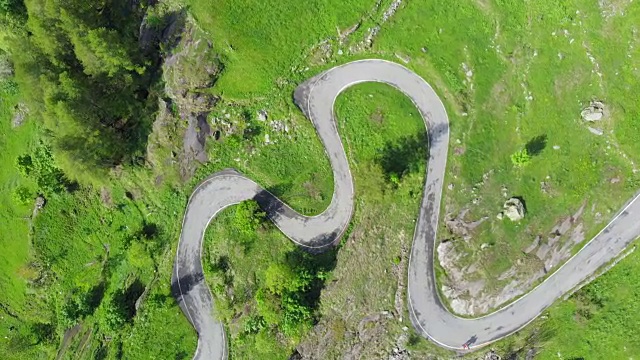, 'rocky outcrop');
145,14,222,181
445,208,488,240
